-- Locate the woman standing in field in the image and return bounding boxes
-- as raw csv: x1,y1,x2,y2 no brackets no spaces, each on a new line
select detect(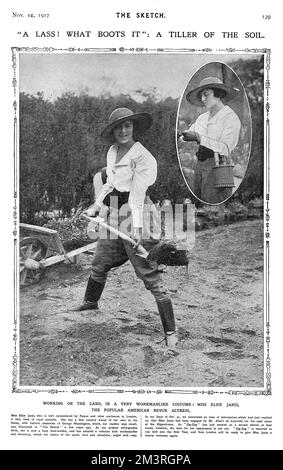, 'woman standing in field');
180,76,241,204
75,107,178,351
